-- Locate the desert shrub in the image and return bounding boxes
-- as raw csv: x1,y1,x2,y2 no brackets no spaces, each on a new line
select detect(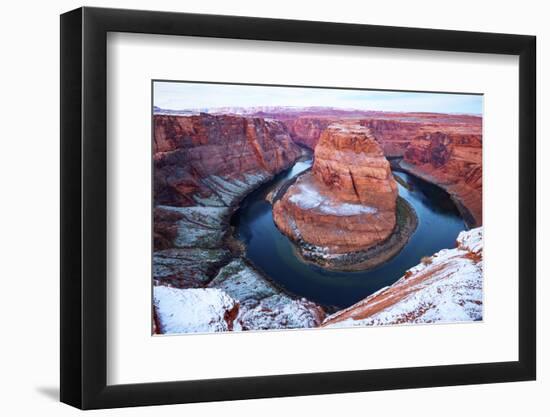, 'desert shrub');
421,256,433,265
